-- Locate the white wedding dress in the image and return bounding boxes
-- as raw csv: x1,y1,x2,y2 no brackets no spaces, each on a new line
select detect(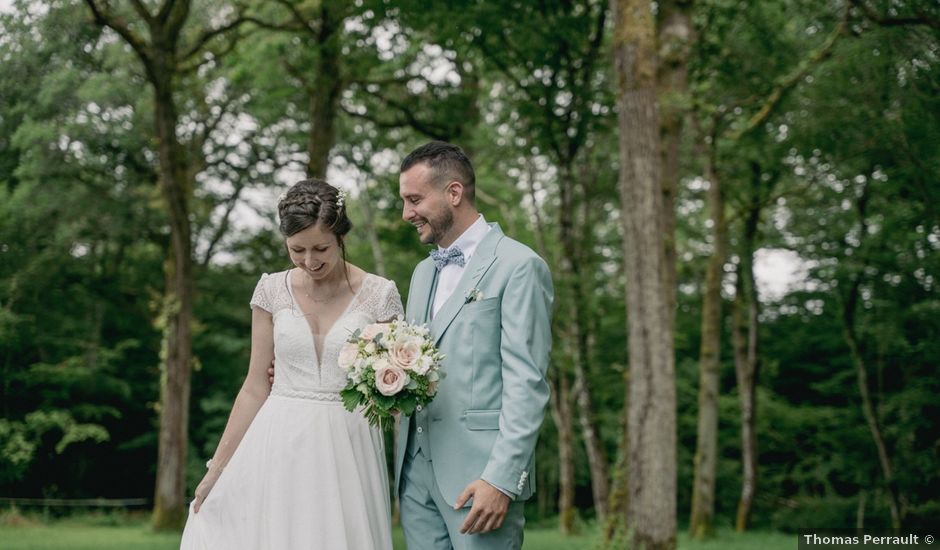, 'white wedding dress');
180,270,402,550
